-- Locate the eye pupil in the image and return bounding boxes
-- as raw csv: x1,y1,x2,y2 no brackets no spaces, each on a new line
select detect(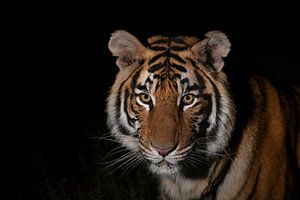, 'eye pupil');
182,94,195,105
185,95,191,101
138,93,151,104
142,94,149,101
